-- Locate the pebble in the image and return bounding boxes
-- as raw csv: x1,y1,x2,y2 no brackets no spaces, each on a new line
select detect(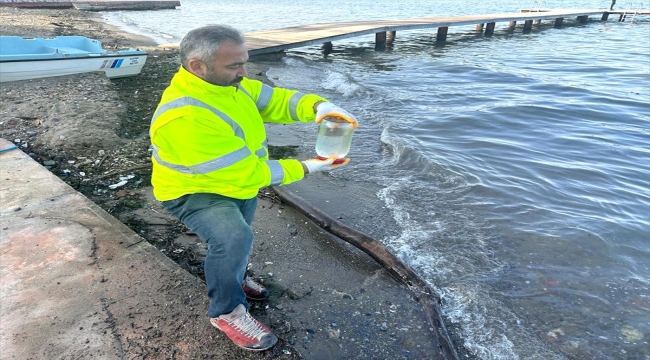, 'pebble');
108,180,128,189
547,328,565,338
620,325,643,342
328,329,340,339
